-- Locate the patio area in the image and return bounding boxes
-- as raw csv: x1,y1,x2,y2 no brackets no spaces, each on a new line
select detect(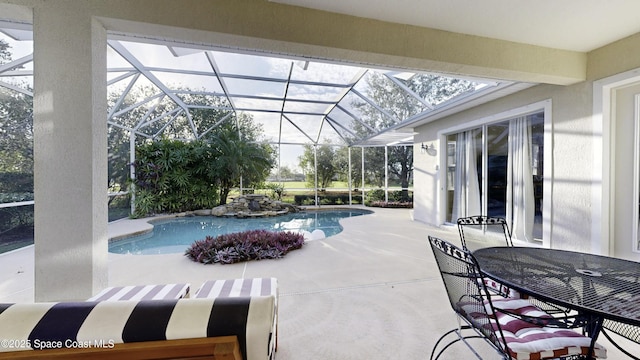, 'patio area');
0,207,637,359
